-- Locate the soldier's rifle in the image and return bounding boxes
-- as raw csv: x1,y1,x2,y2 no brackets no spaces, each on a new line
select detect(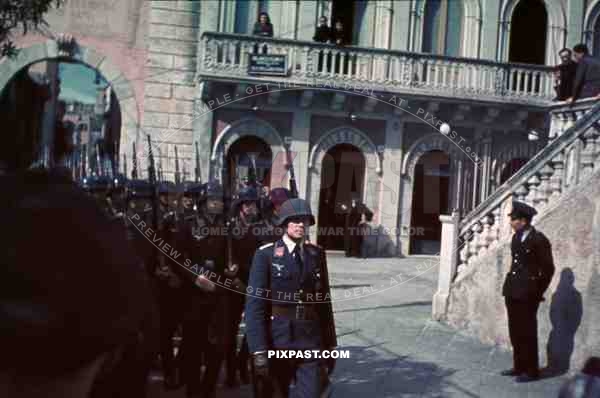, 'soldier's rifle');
147,134,163,277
